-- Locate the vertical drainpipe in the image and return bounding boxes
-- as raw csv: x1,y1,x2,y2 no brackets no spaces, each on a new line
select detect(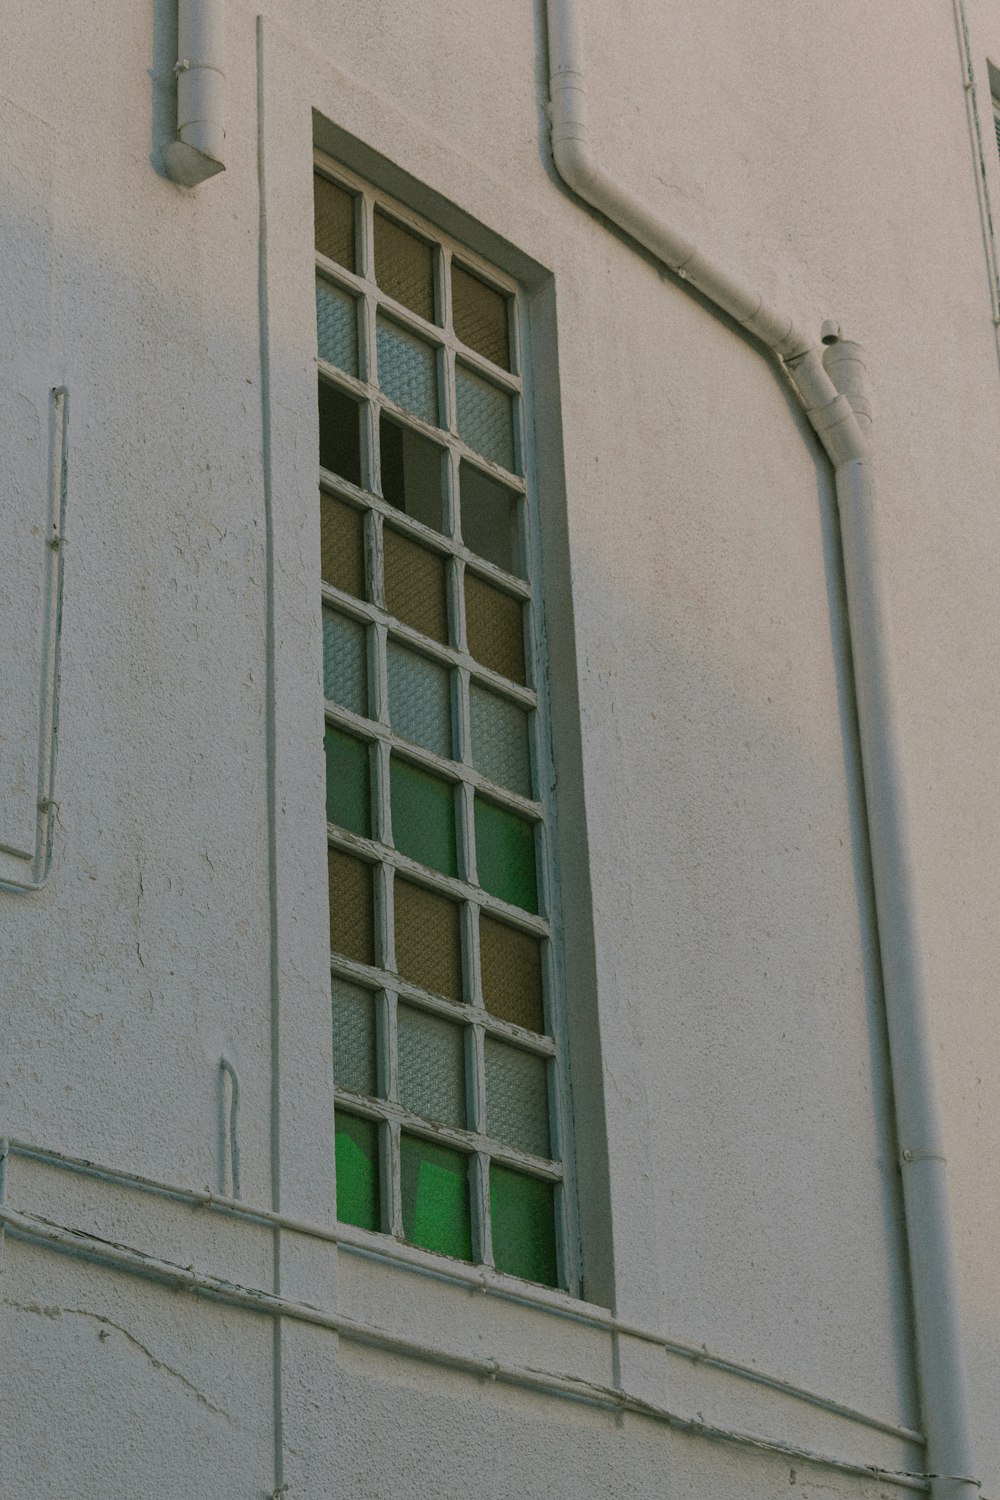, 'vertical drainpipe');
543,2,978,1494
165,0,226,187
